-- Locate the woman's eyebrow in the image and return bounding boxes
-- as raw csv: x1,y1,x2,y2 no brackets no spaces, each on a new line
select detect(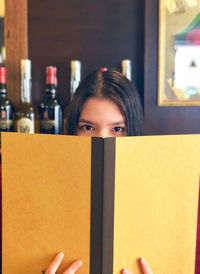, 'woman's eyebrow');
78,119,126,126
78,119,95,125
108,121,126,126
